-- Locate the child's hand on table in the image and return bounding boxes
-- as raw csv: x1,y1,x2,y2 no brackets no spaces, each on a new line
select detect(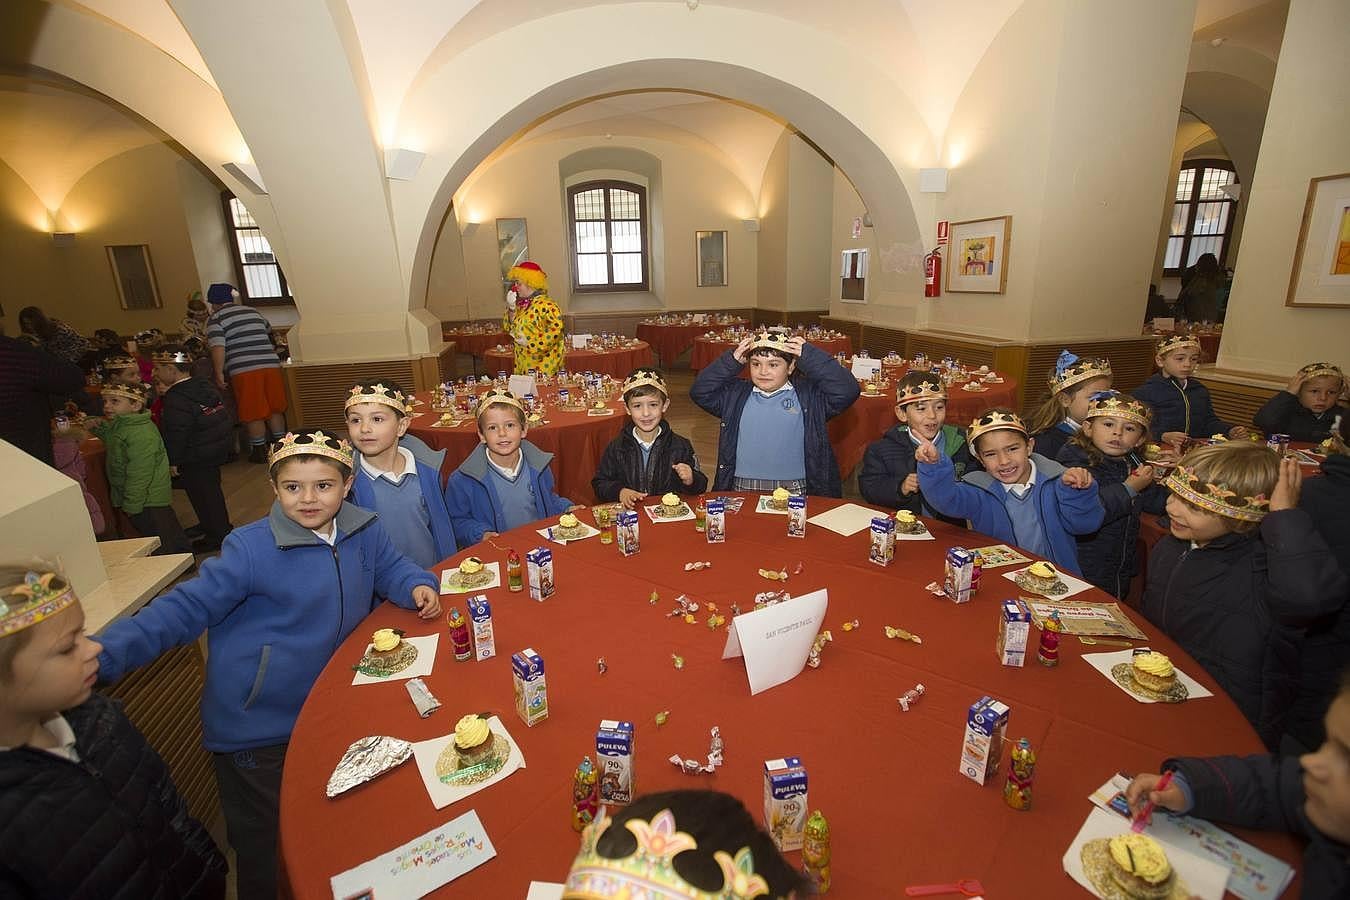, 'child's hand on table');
411,585,441,619
1269,456,1302,511
1124,772,1187,820
672,462,694,485
619,489,646,509
1061,467,1094,489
